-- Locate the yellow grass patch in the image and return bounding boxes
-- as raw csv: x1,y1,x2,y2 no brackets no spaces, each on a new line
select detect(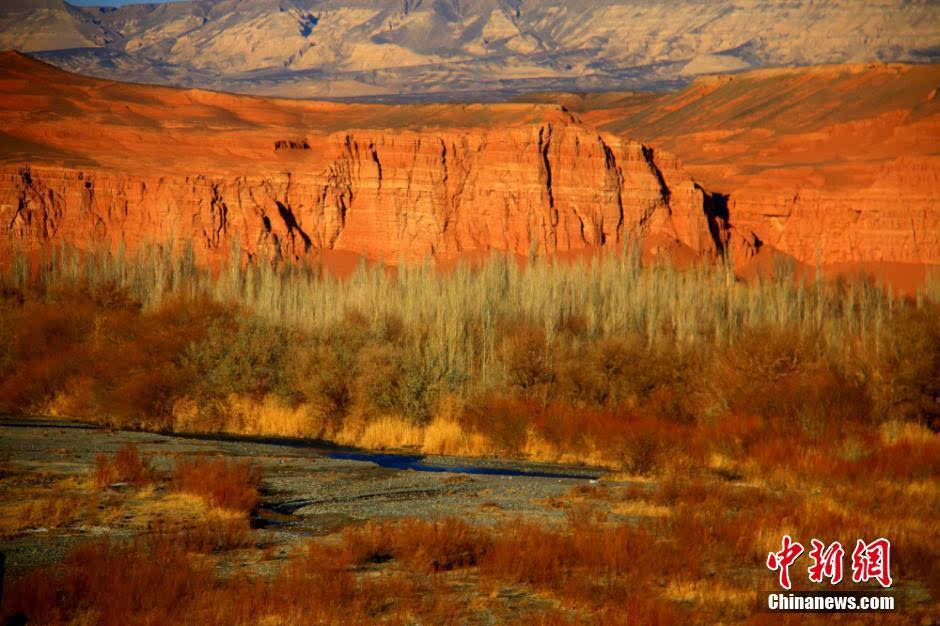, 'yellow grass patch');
879,419,934,445
664,580,756,611
120,492,209,527
598,471,656,484
520,432,611,467
174,395,326,439
521,430,563,462
227,395,324,439
356,415,424,450
610,500,672,518
54,474,97,490
421,416,492,457
707,452,743,476
903,480,937,497
0,471,101,537
750,524,801,564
